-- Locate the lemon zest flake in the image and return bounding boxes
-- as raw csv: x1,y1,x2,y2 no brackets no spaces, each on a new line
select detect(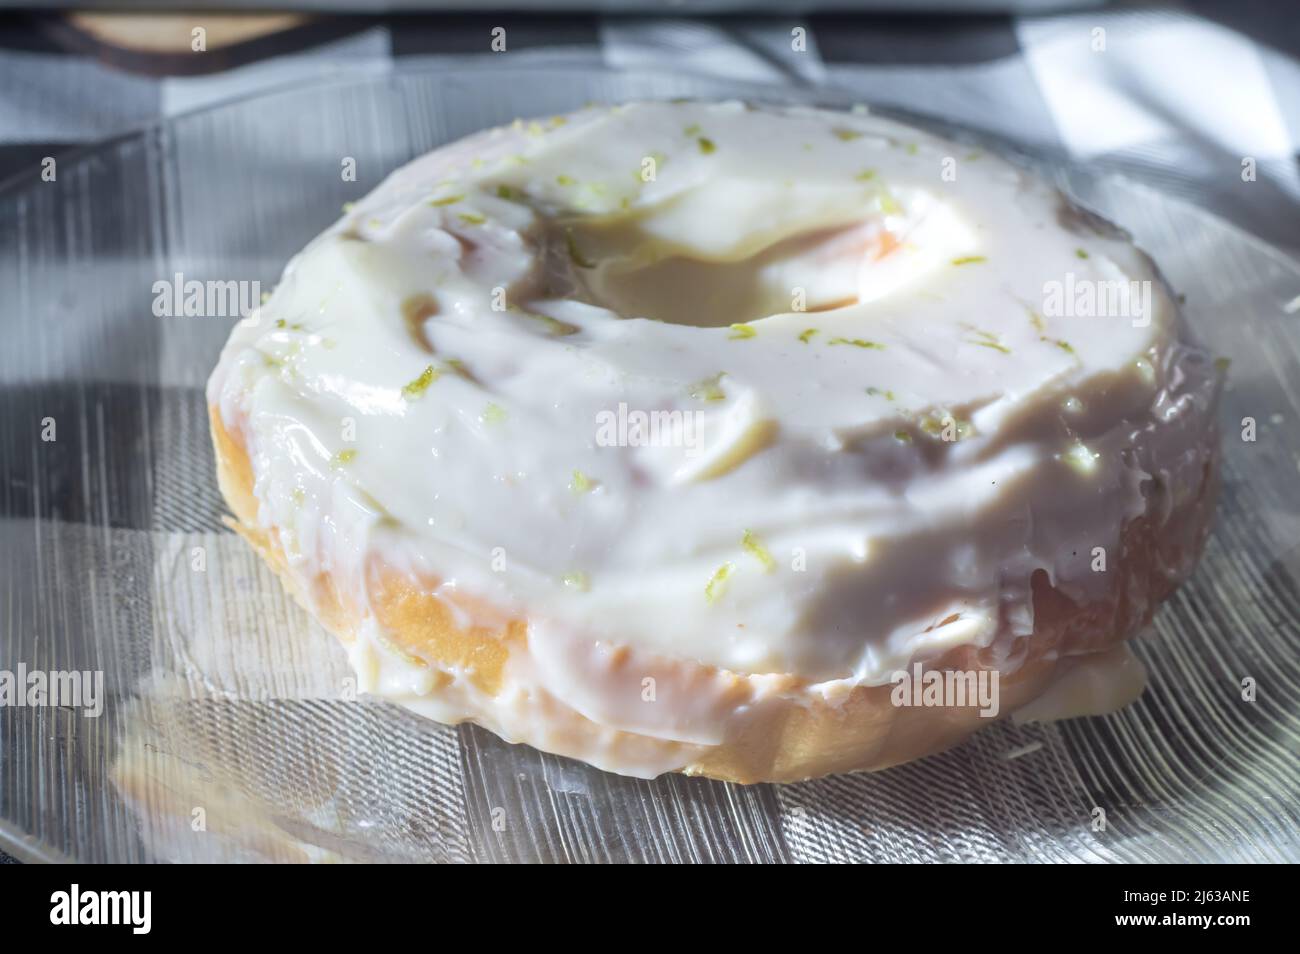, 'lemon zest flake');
922,413,974,441
689,373,727,401
742,530,776,573
1060,441,1099,476
569,470,593,494
562,571,590,591
705,562,735,604
963,328,1011,354
402,365,441,399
